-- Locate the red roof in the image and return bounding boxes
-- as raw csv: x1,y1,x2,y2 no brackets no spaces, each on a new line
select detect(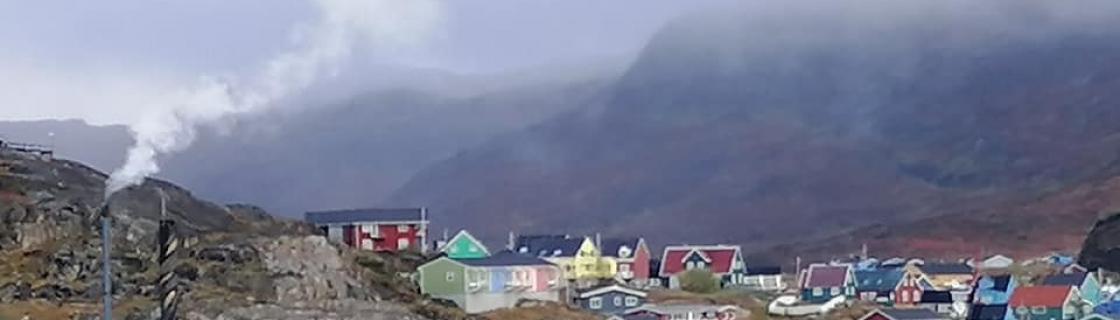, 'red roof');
1009,286,1073,308
659,245,742,277
802,264,852,288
